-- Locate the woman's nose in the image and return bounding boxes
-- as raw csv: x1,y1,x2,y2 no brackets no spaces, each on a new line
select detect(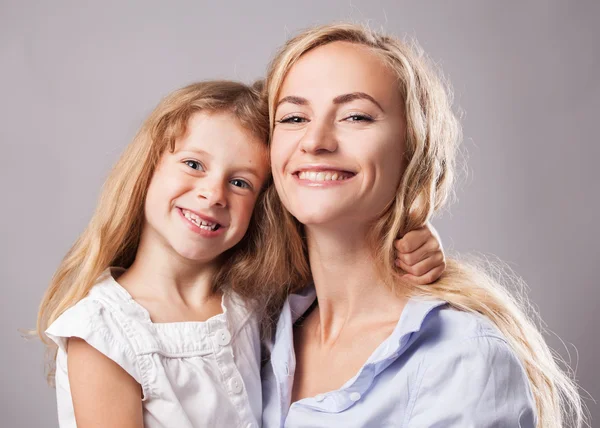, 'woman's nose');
299,119,338,154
